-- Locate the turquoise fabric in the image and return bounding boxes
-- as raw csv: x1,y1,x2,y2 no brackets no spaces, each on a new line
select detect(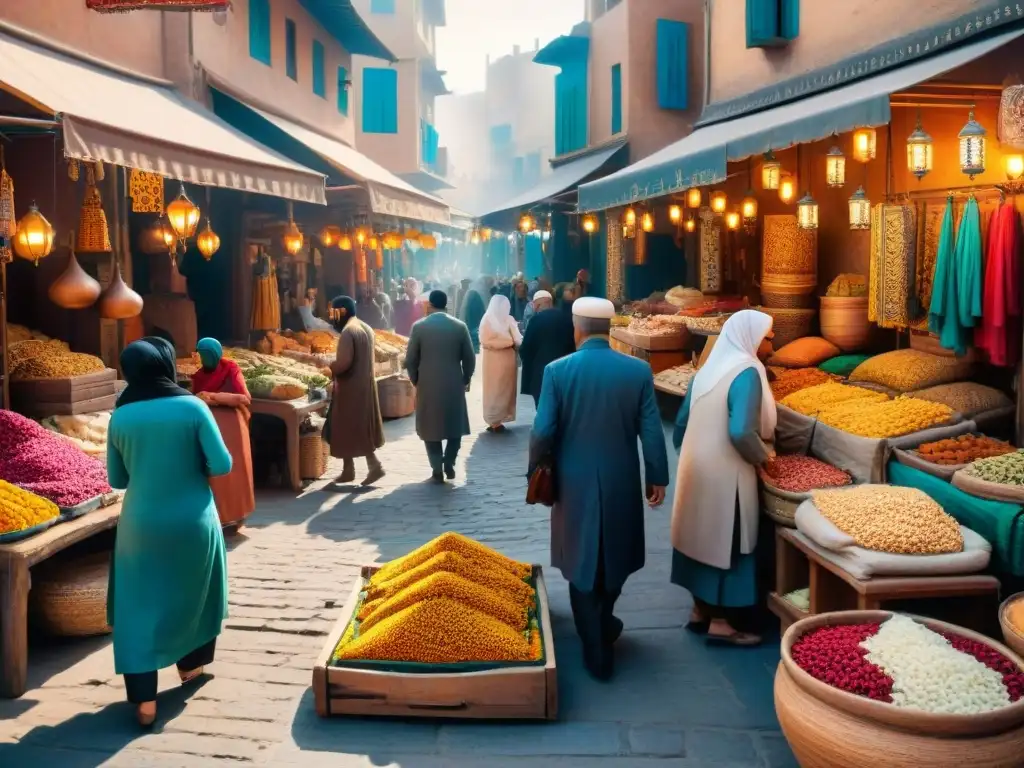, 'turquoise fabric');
929,196,982,356
106,396,232,675
671,548,758,608
196,337,222,370
887,460,1024,577
672,367,768,464
818,354,871,377
956,197,983,330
